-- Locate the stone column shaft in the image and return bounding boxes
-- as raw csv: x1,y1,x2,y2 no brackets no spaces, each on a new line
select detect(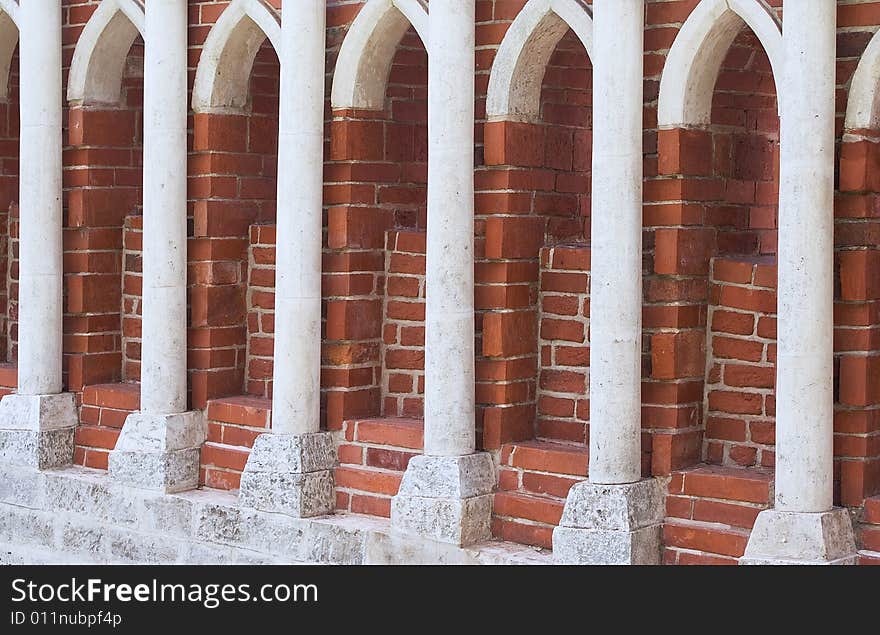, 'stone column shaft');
238,0,336,518
774,0,836,514
108,1,205,493
423,0,477,457
588,0,644,485
391,0,495,547
0,2,77,470
742,0,857,566
553,1,664,565
271,0,325,436
140,0,189,415
18,1,63,396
